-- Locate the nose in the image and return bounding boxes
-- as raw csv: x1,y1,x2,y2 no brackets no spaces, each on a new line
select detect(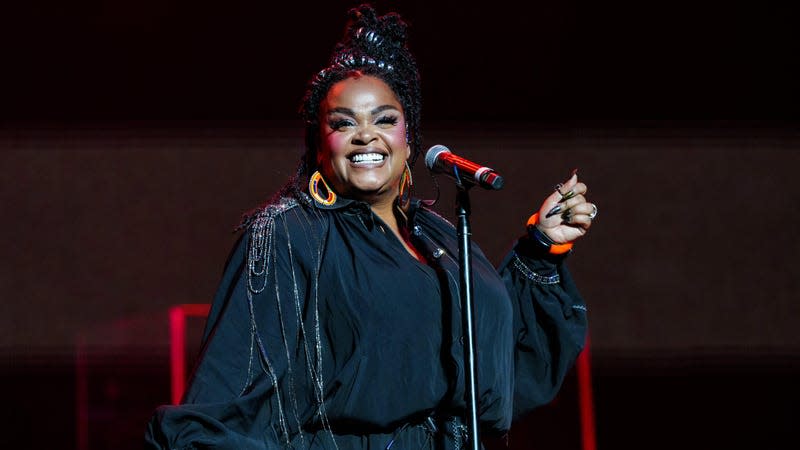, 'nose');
351,125,377,145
